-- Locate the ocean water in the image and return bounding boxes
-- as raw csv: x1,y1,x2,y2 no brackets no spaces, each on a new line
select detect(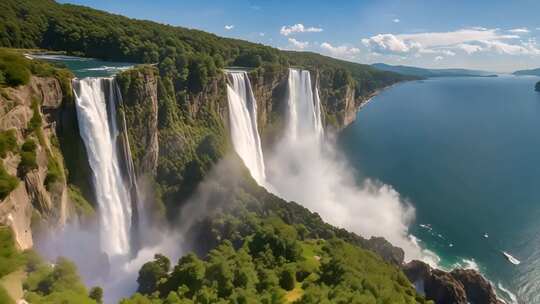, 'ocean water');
339,76,540,303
